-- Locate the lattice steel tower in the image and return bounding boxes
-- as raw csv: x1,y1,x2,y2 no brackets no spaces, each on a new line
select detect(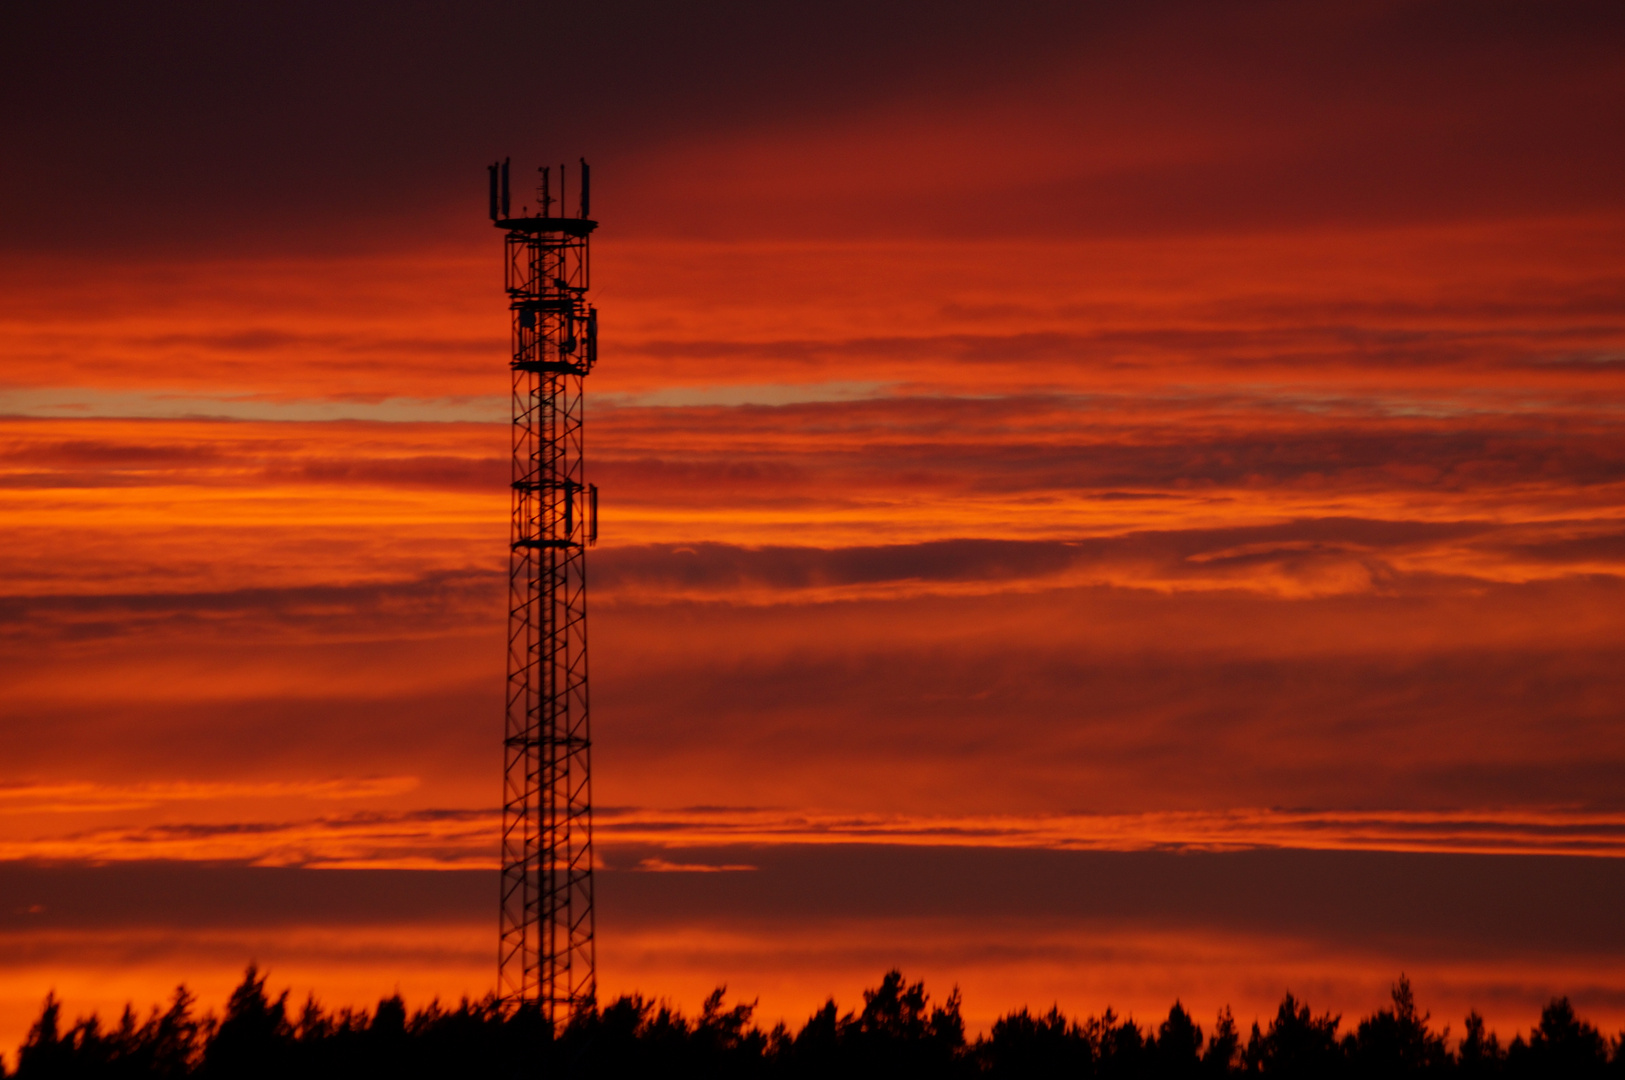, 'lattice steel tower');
489,157,599,1021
